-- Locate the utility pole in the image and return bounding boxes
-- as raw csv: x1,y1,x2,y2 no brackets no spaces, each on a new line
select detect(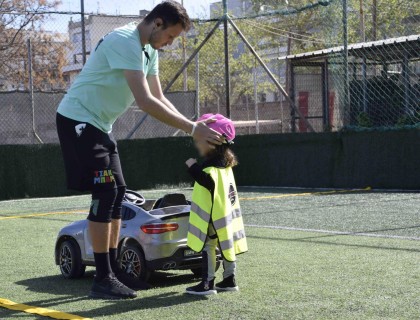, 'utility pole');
372,0,377,41
253,59,259,134
359,0,365,42
286,32,292,132
223,0,231,117
285,32,292,96
80,0,87,64
181,0,188,91
195,39,200,119
27,39,43,144
342,0,350,125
